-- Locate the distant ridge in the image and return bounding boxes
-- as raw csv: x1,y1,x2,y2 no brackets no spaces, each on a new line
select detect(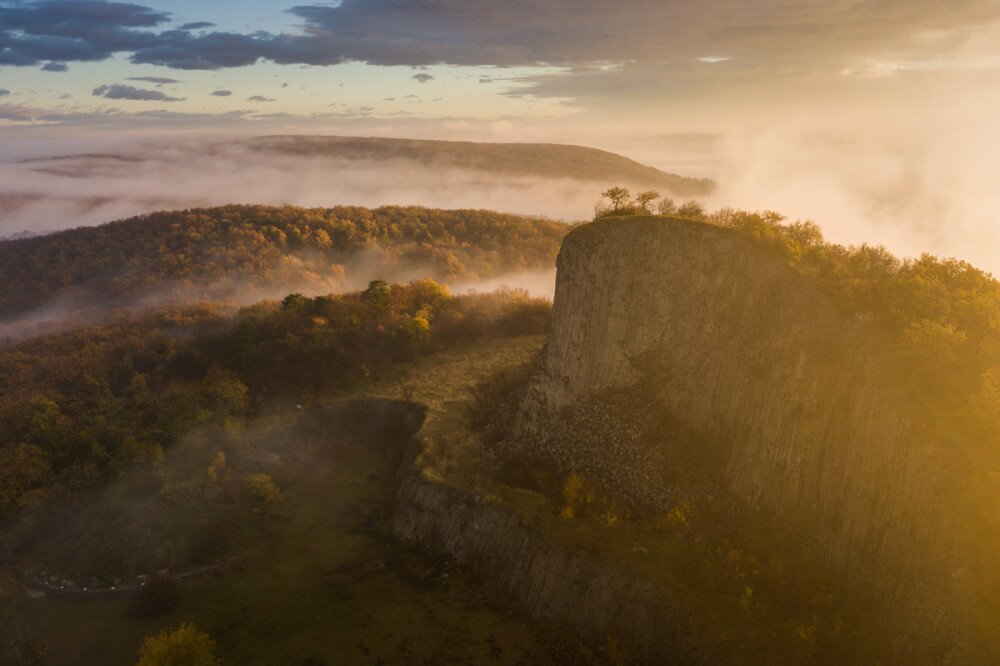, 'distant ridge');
241,135,713,196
